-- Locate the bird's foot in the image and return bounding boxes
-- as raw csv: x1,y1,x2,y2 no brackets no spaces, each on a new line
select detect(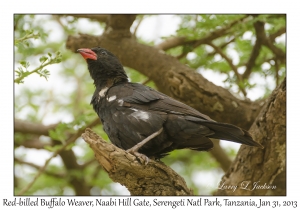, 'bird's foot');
126,128,163,165
126,148,149,165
